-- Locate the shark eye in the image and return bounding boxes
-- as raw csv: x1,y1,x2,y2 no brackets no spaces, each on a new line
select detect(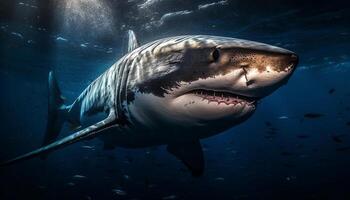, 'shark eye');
212,48,220,62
